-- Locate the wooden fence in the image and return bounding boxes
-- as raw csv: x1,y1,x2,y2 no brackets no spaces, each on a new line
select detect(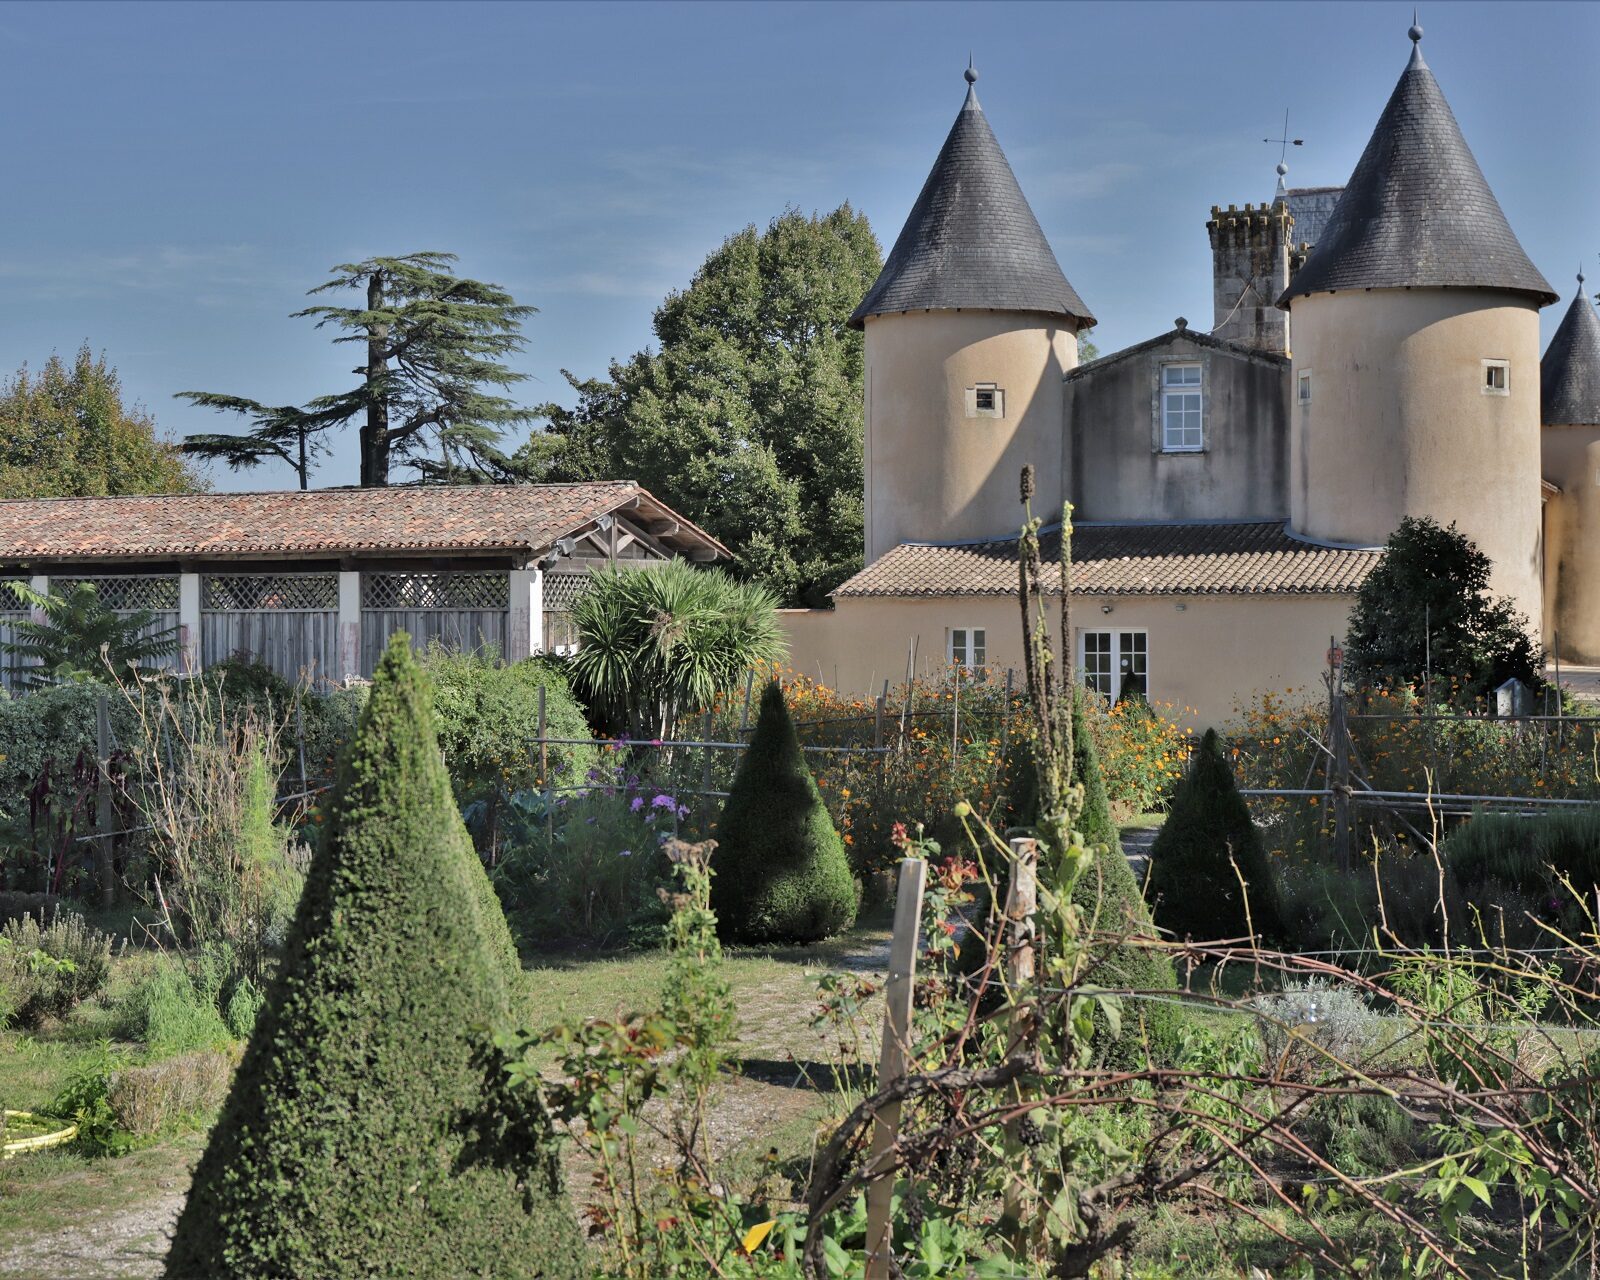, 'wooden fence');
201,572,338,681
360,571,509,675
